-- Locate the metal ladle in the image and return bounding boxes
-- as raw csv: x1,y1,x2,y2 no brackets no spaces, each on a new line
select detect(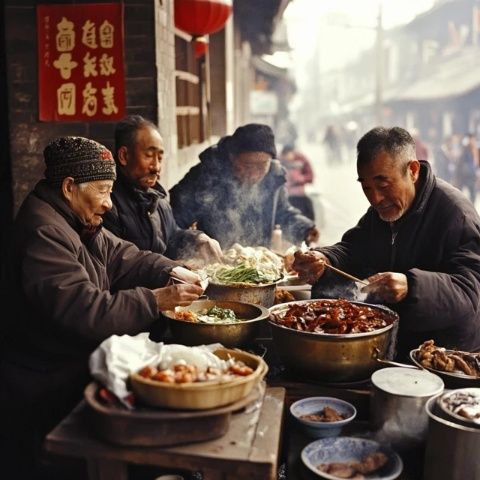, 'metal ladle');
373,347,423,370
